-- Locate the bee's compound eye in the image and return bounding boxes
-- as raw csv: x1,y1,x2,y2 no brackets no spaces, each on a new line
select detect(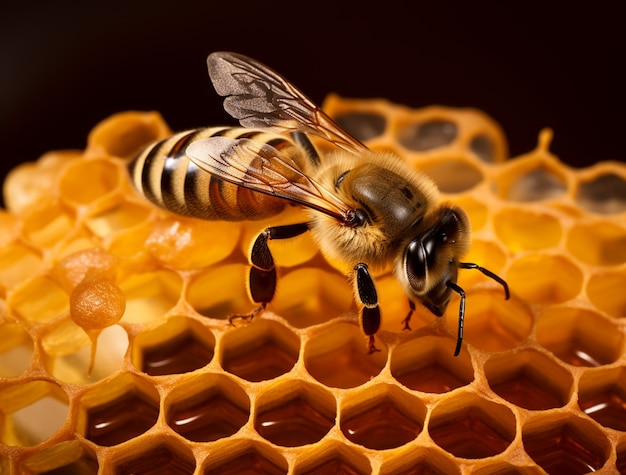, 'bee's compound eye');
405,238,427,291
